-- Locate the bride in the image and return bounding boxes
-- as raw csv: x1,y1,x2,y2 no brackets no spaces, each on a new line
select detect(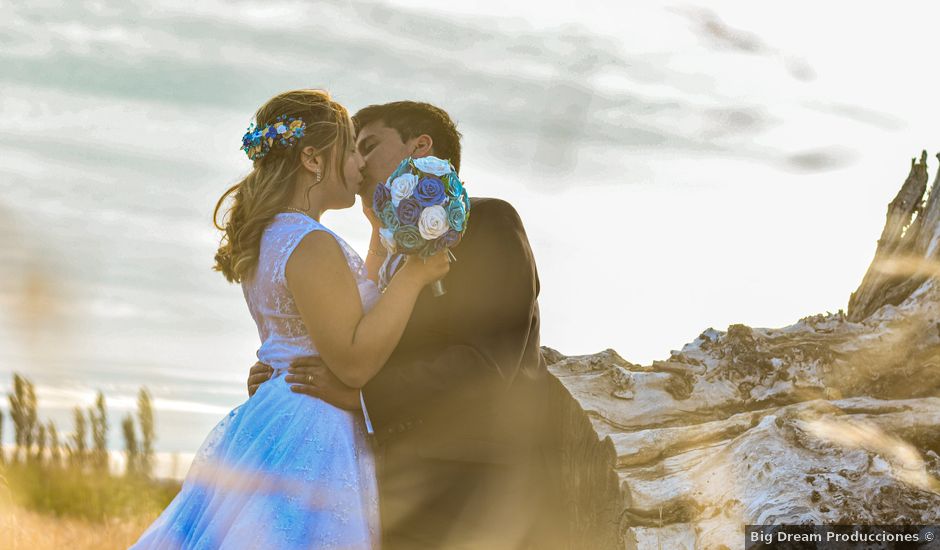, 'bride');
131,89,449,549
